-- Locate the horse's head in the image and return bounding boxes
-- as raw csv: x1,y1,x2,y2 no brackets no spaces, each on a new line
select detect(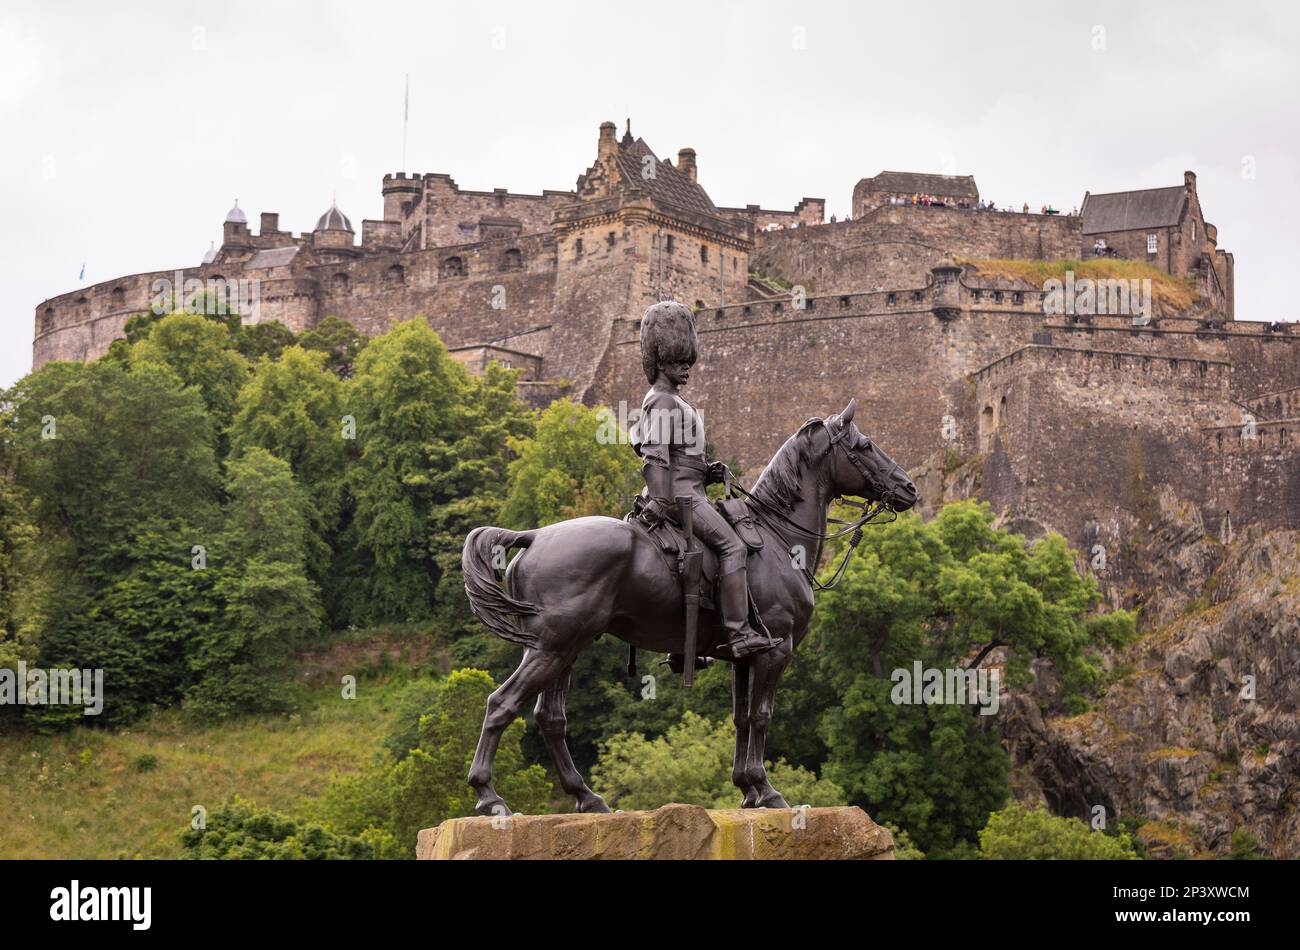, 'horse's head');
823,399,917,511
